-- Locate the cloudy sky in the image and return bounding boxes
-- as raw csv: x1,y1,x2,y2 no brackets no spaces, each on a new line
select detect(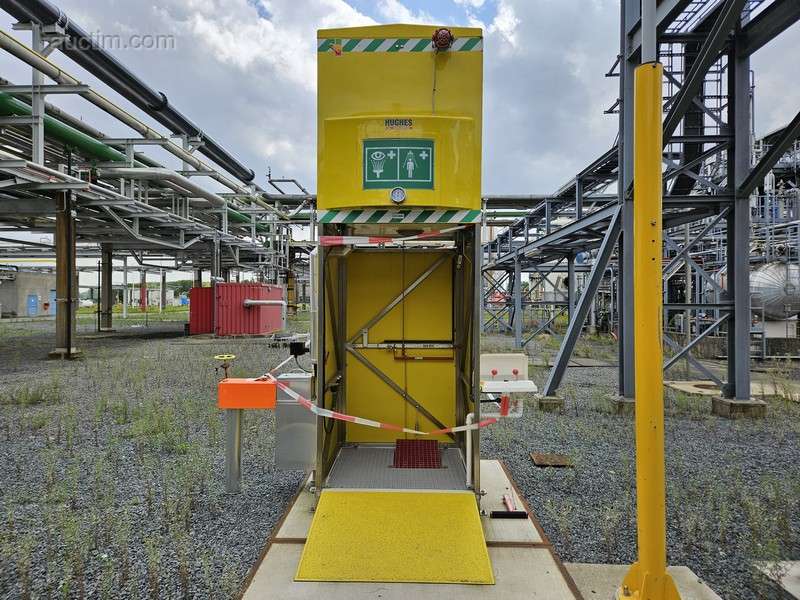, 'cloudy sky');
0,0,797,196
